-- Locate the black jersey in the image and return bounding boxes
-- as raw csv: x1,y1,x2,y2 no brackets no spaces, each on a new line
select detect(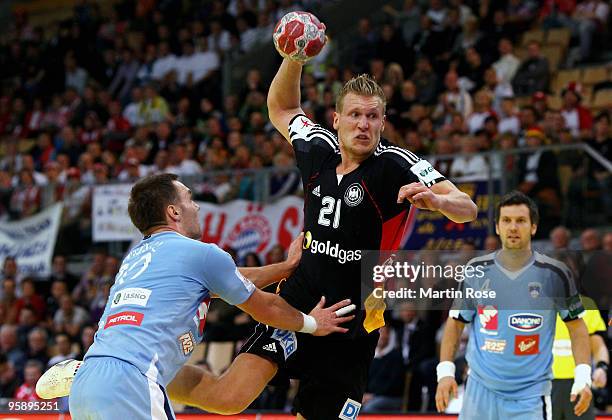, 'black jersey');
280,115,446,337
